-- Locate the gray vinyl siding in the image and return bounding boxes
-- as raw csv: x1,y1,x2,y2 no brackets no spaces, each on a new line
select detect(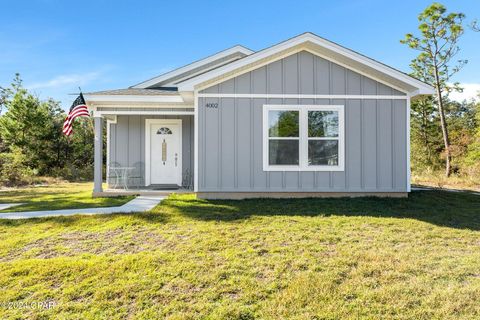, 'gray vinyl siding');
197,51,408,192
108,115,194,187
